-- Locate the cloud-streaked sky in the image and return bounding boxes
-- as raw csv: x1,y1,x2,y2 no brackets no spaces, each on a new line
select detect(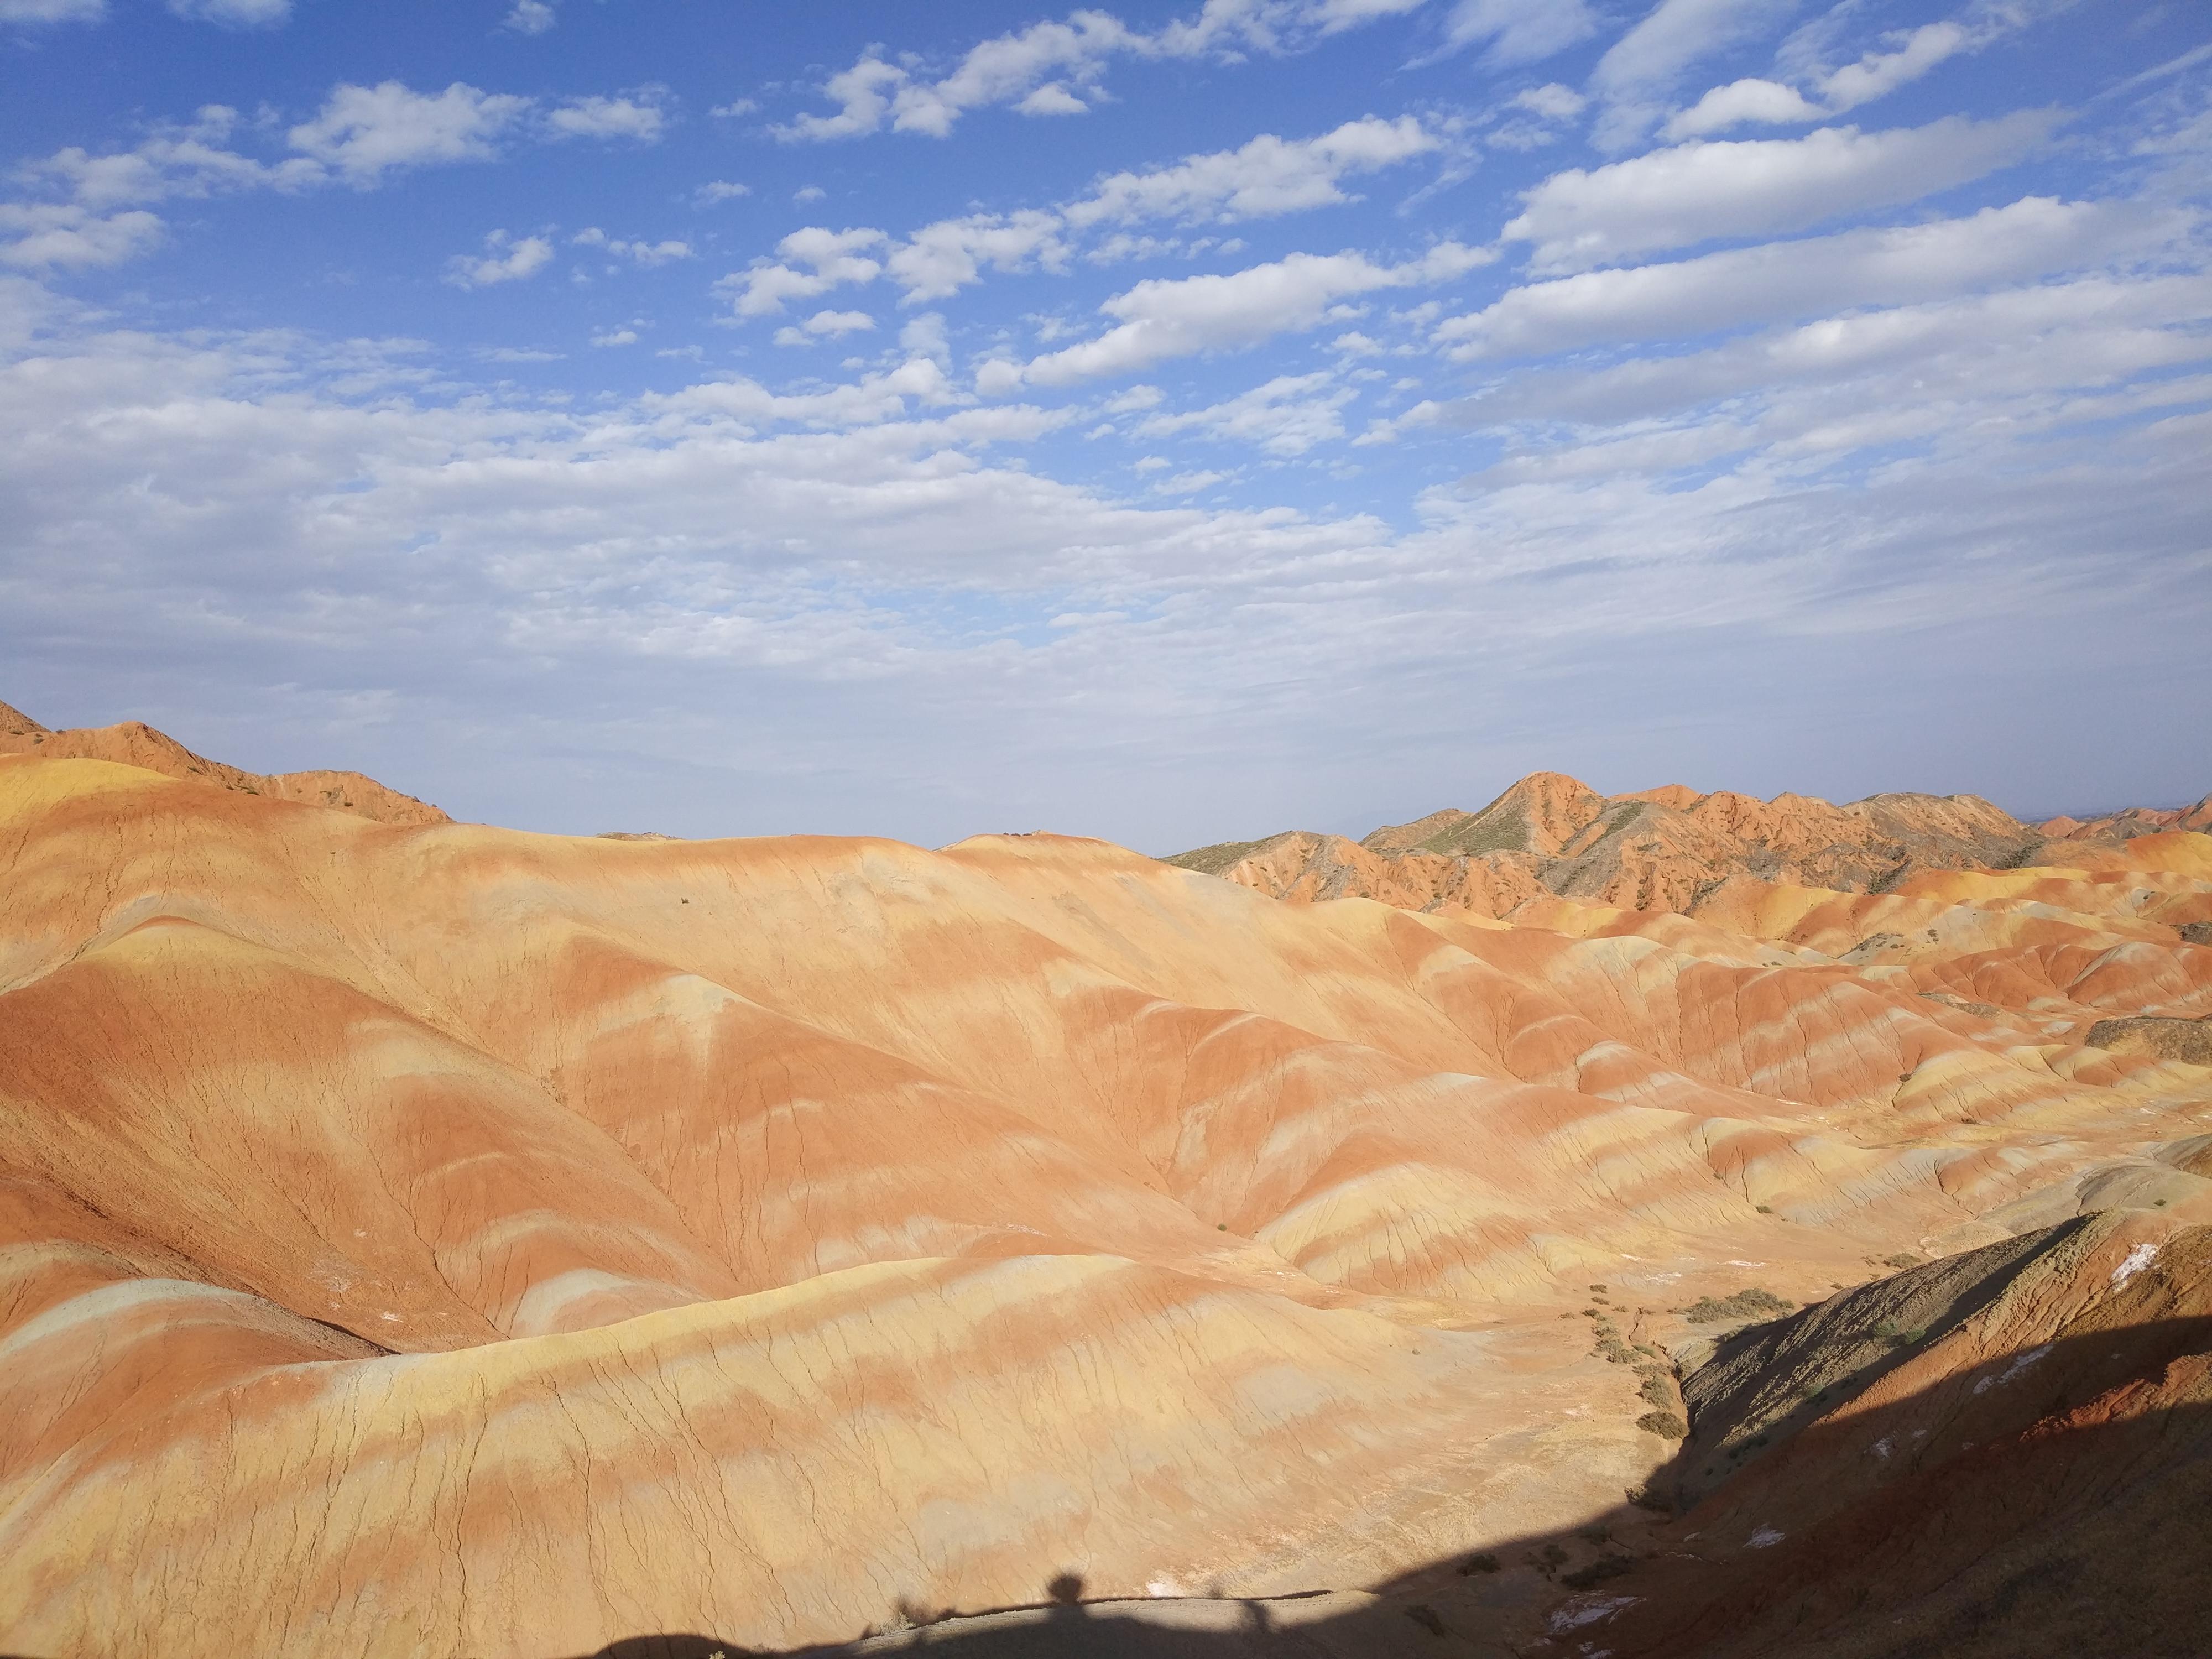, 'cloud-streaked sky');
2,0,2206,848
